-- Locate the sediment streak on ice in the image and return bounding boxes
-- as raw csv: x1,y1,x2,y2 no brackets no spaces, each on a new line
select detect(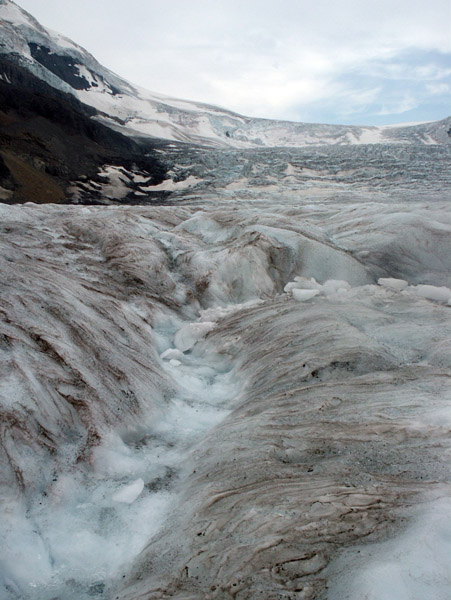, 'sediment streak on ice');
0,192,450,599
